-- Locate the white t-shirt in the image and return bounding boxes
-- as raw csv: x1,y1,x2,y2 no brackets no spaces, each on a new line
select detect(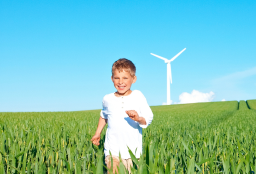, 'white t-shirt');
100,90,153,159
